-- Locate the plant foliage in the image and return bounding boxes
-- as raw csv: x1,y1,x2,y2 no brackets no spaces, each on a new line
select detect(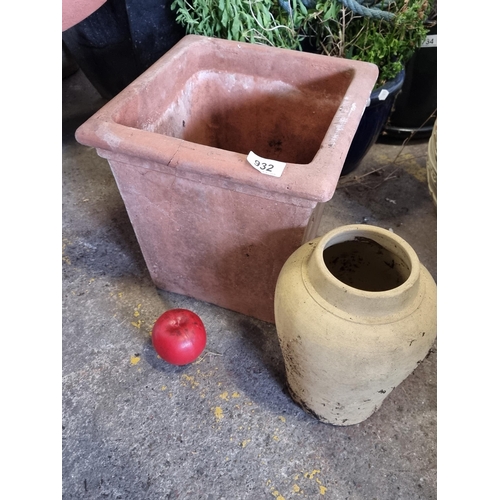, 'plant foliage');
171,0,434,87
172,0,307,50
